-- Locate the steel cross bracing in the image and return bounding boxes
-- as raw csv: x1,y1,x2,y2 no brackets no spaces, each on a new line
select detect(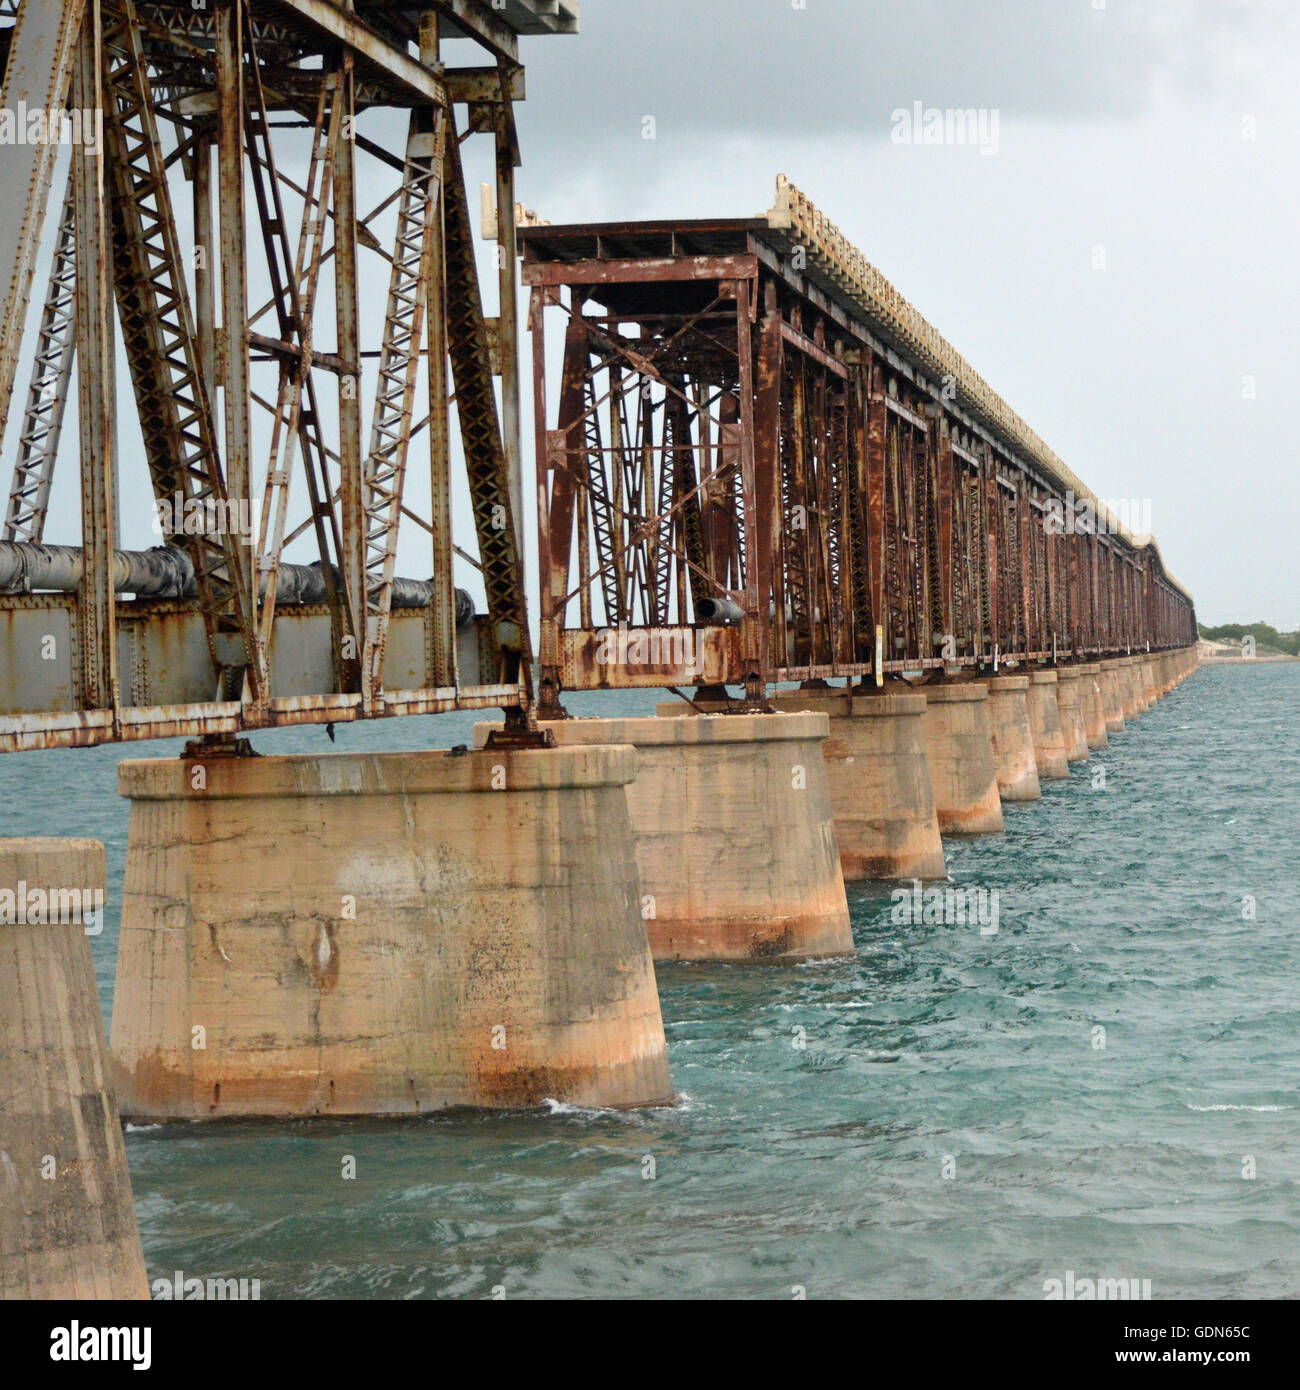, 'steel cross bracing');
101,0,262,699
520,193,1197,705
0,0,570,752
3,175,77,547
